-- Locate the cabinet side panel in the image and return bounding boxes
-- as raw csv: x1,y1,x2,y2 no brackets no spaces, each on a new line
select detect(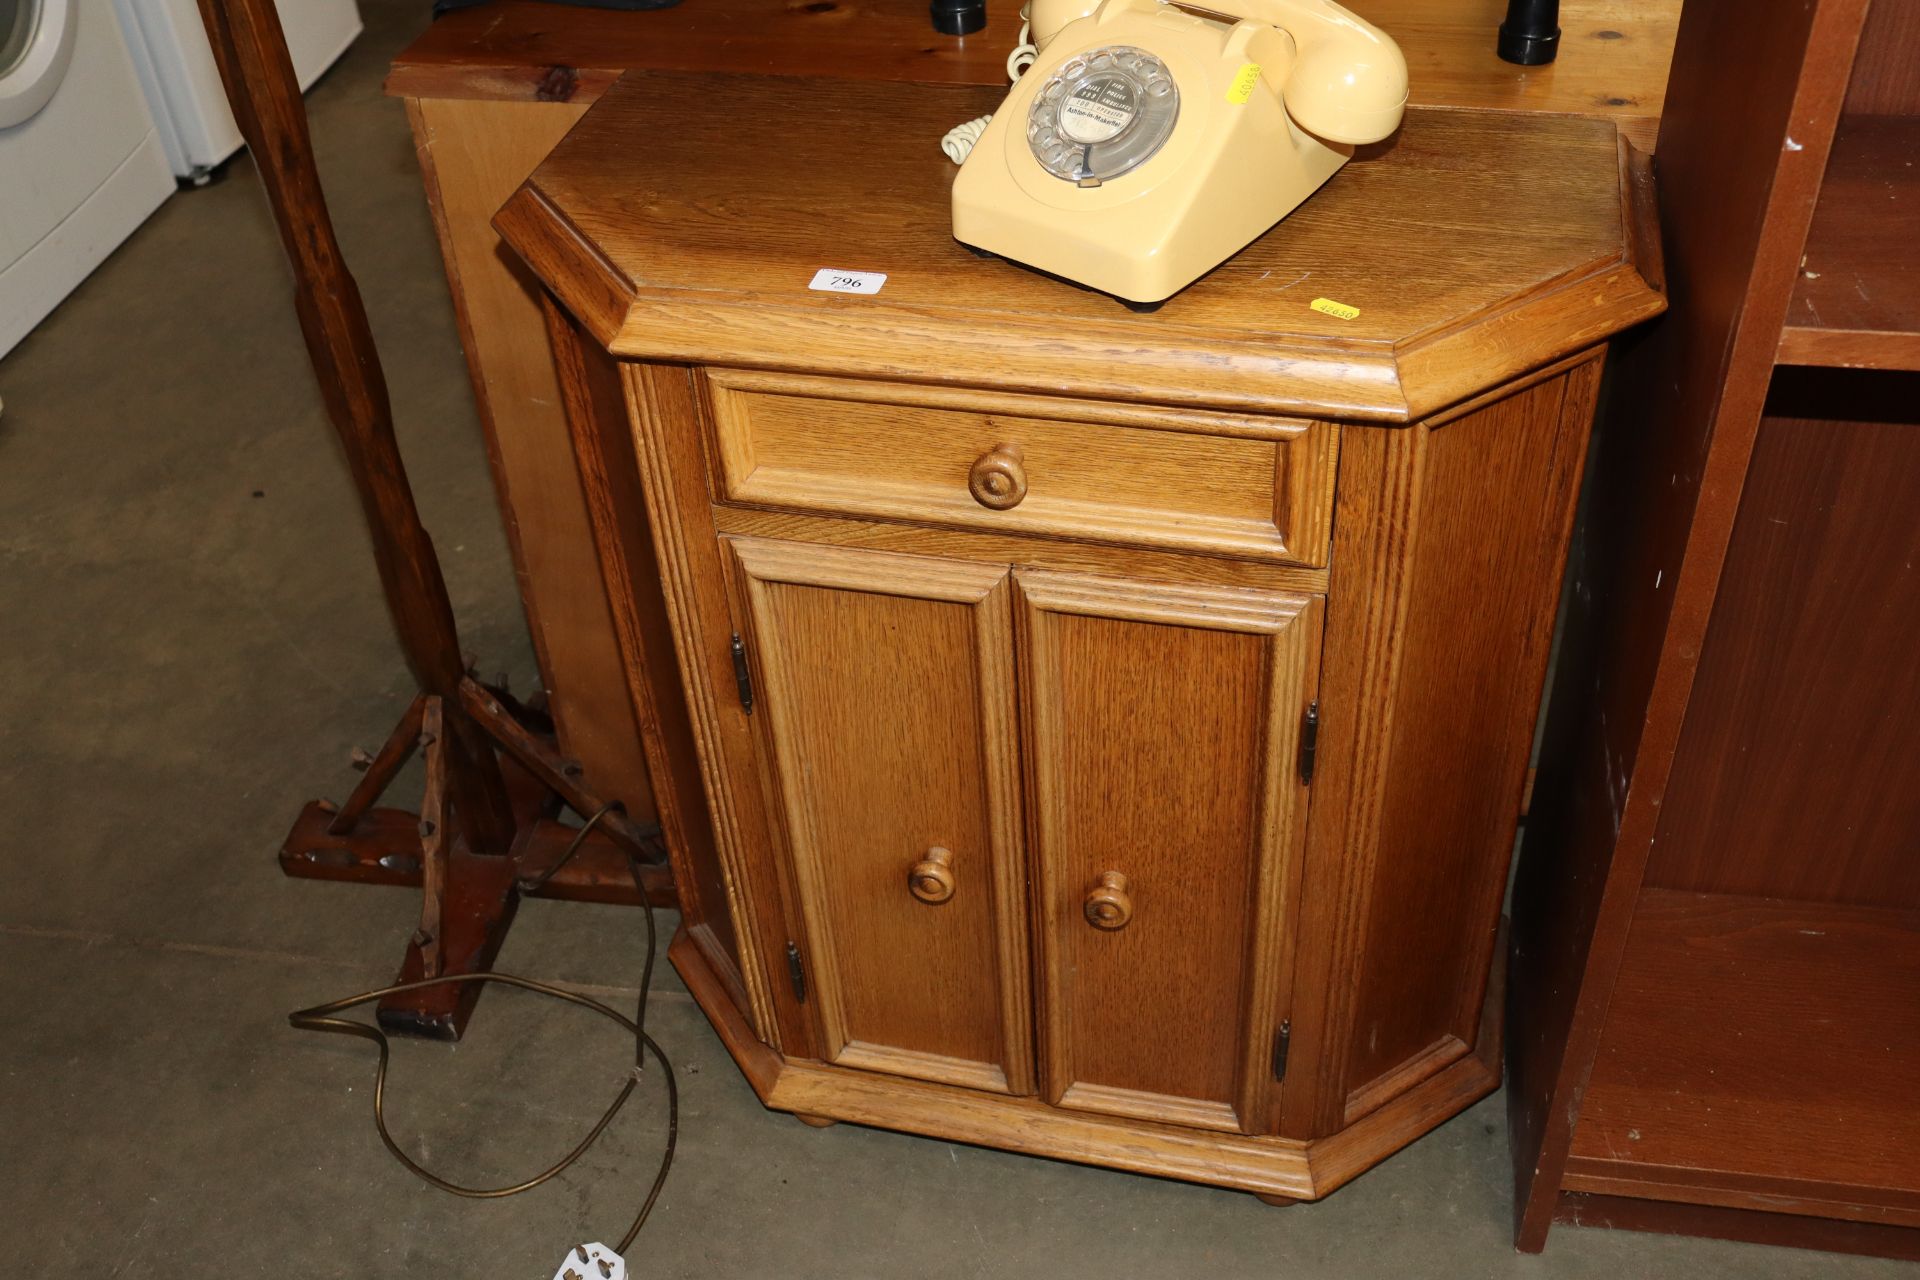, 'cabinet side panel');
1645,370,1920,908
544,310,747,1000
622,362,820,1055
1343,365,1594,1106
410,98,658,821
1283,424,1422,1139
